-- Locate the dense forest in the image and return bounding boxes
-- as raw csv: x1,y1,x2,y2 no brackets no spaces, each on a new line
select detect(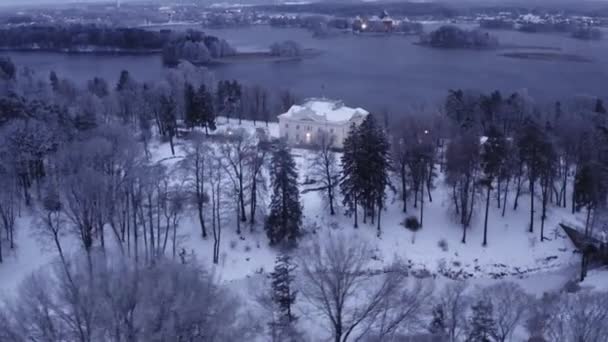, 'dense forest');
0,24,236,65
420,25,499,49
0,55,606,341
